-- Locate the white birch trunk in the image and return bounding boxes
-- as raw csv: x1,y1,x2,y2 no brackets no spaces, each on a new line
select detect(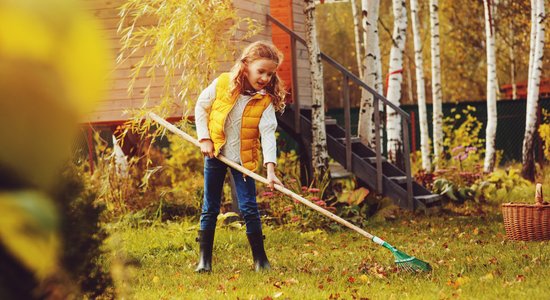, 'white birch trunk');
358,0,381,146
351,0,363,79
429,0,443,167
304,0,330,172
509,15,517,100
374,17,384,153
483,0,498,172
410,0,431,171
386,0,407,163
522,0,545,181
527,0,538,100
